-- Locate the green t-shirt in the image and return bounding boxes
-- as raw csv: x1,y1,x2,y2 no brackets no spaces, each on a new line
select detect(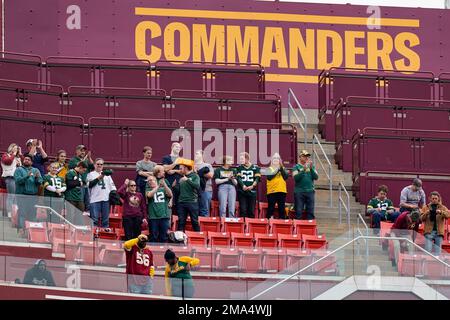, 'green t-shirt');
64,169,86,202
146,181,170,220
178,172,200,203
367,198,395,216
43,174,66,198
293,163,318,193
236,164,261,195
213,167,237,186
68,156,94,181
